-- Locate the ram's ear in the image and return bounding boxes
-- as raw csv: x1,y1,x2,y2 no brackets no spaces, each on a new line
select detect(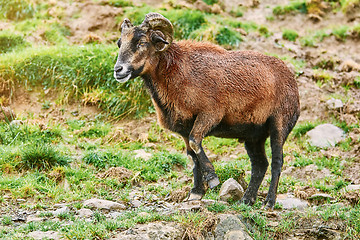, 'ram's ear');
151,31,170,52
120,18,133,31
